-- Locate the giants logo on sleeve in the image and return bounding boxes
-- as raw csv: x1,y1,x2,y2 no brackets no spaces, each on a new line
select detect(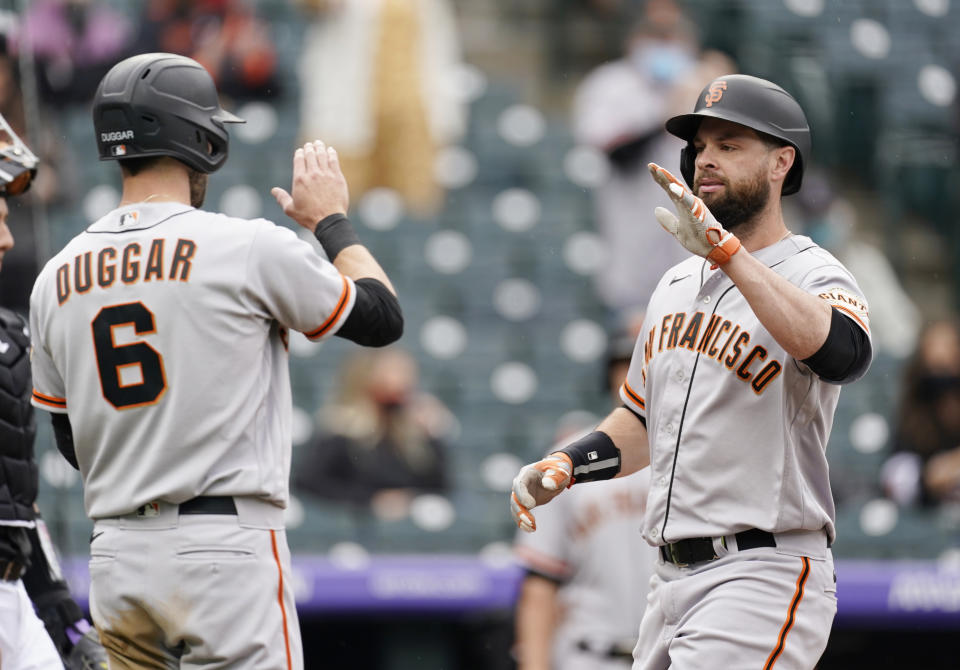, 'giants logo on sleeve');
819,288,870,332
